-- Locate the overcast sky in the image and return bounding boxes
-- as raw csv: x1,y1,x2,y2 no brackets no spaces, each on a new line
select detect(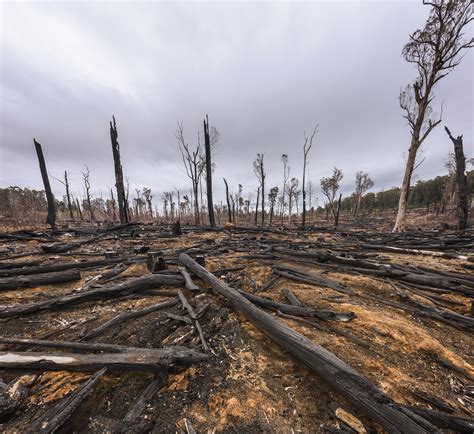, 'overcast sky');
1,0,472,208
